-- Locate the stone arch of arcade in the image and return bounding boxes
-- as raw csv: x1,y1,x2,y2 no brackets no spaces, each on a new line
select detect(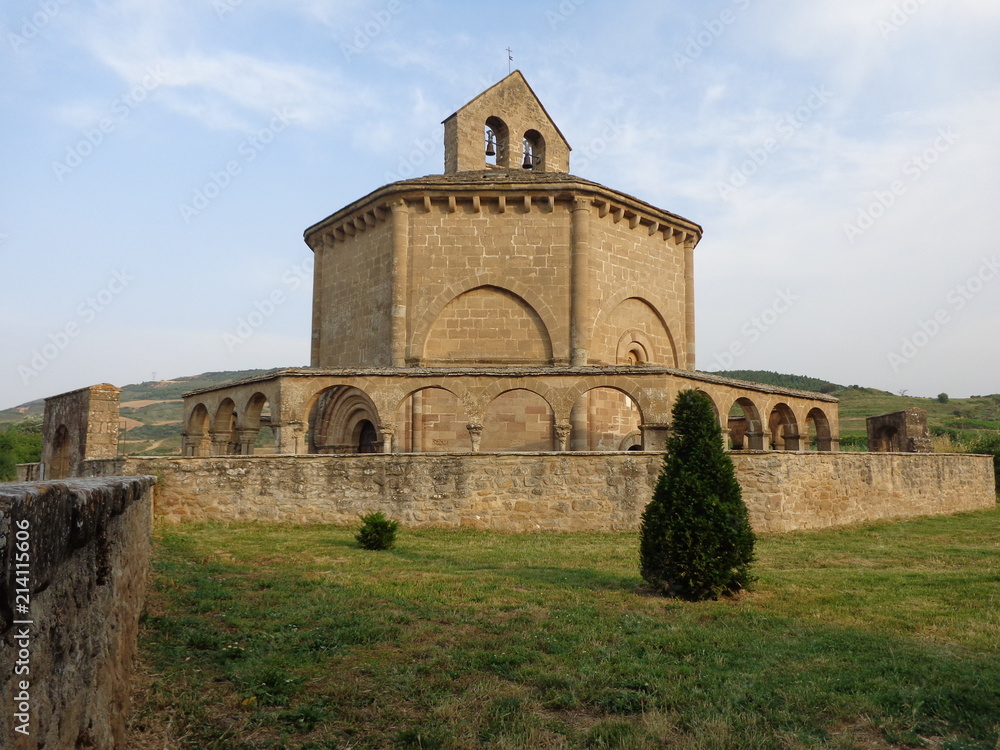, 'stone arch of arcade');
307,385,383,454
394,385,471,452
182,380,284,456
